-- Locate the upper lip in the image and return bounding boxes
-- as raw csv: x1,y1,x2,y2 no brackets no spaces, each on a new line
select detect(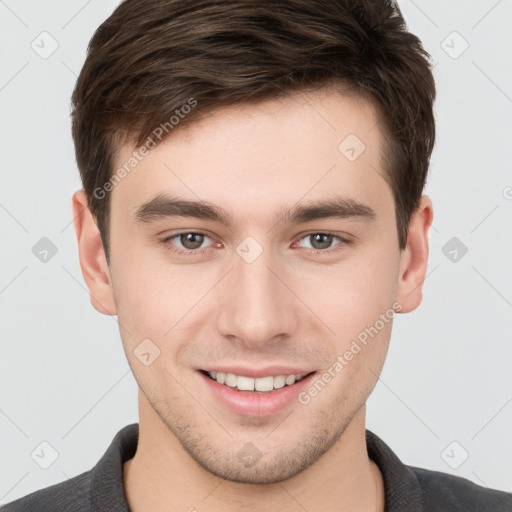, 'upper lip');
199,366,316,378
